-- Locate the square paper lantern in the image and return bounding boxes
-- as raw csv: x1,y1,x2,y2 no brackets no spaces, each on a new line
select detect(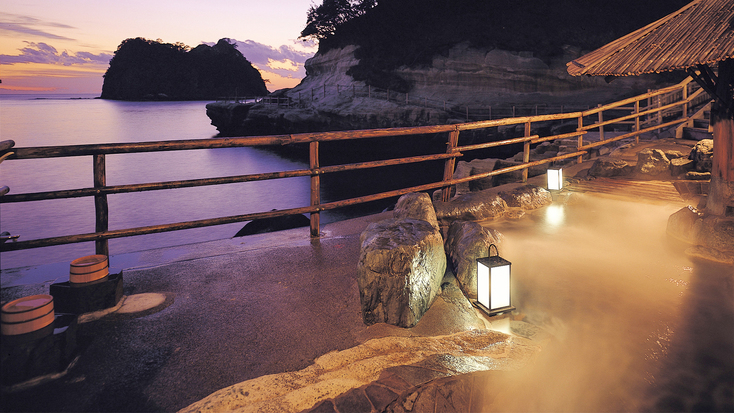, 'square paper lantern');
547,167,563,191
476,244,515,316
